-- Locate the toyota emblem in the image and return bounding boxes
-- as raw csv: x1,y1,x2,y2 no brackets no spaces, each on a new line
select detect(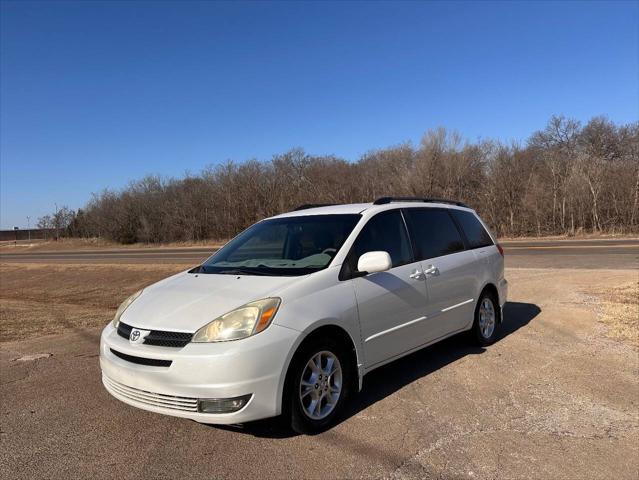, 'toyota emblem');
130,329,141,342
